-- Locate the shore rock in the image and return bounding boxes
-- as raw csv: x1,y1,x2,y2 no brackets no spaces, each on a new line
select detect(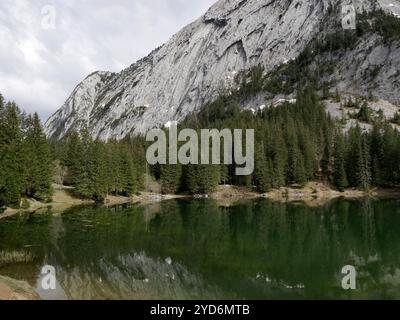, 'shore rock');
0,276,40,300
